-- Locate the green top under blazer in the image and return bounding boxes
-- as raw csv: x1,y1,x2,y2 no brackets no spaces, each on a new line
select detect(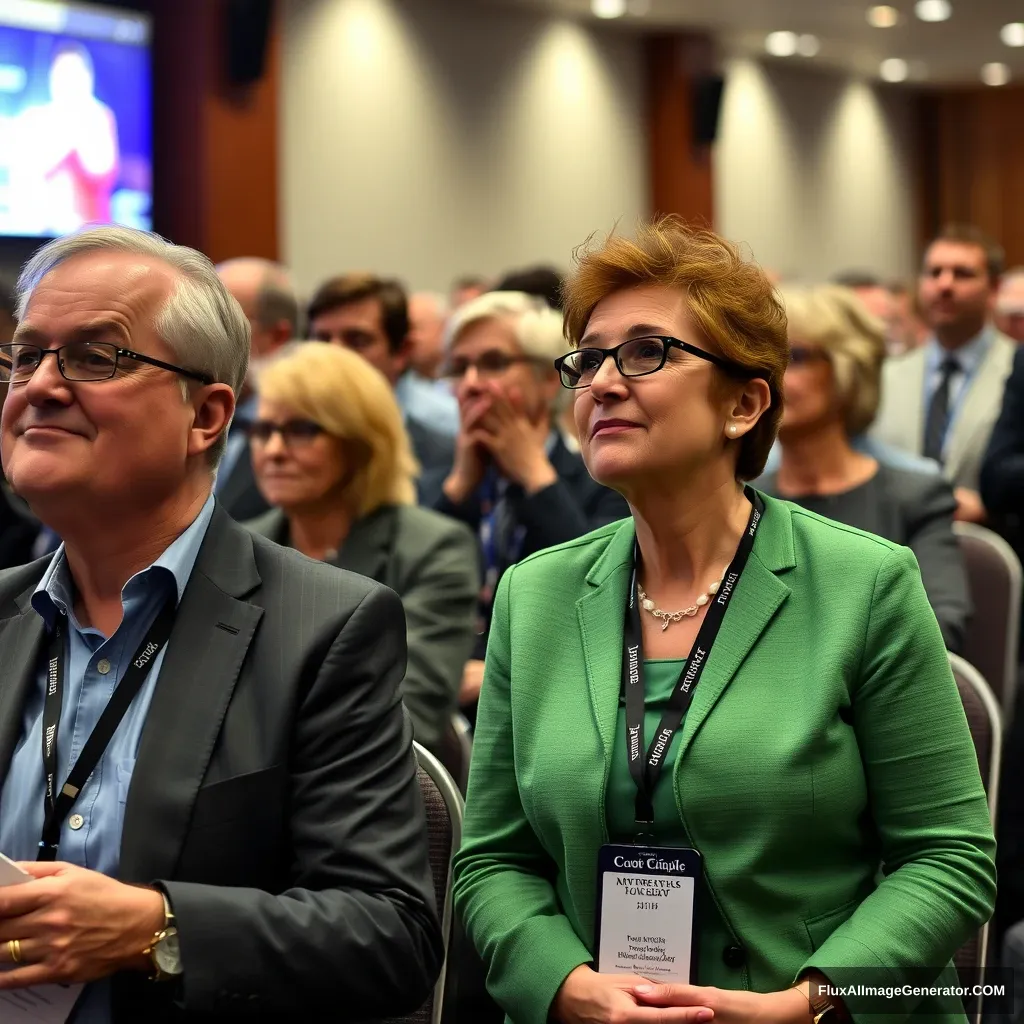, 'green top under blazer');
452,493,996,1024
